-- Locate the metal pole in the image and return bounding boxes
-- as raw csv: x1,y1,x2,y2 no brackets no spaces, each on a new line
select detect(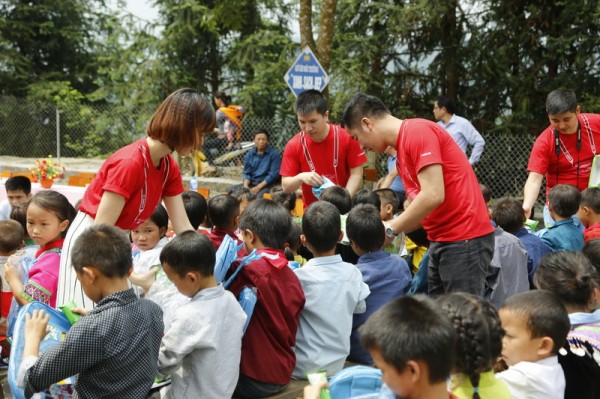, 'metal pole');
56,107,60,161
